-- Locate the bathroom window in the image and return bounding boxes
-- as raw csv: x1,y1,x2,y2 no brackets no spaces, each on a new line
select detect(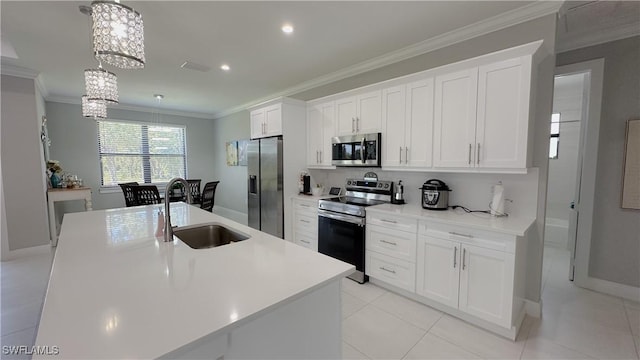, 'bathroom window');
549,113,560,159
97,120,187,187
